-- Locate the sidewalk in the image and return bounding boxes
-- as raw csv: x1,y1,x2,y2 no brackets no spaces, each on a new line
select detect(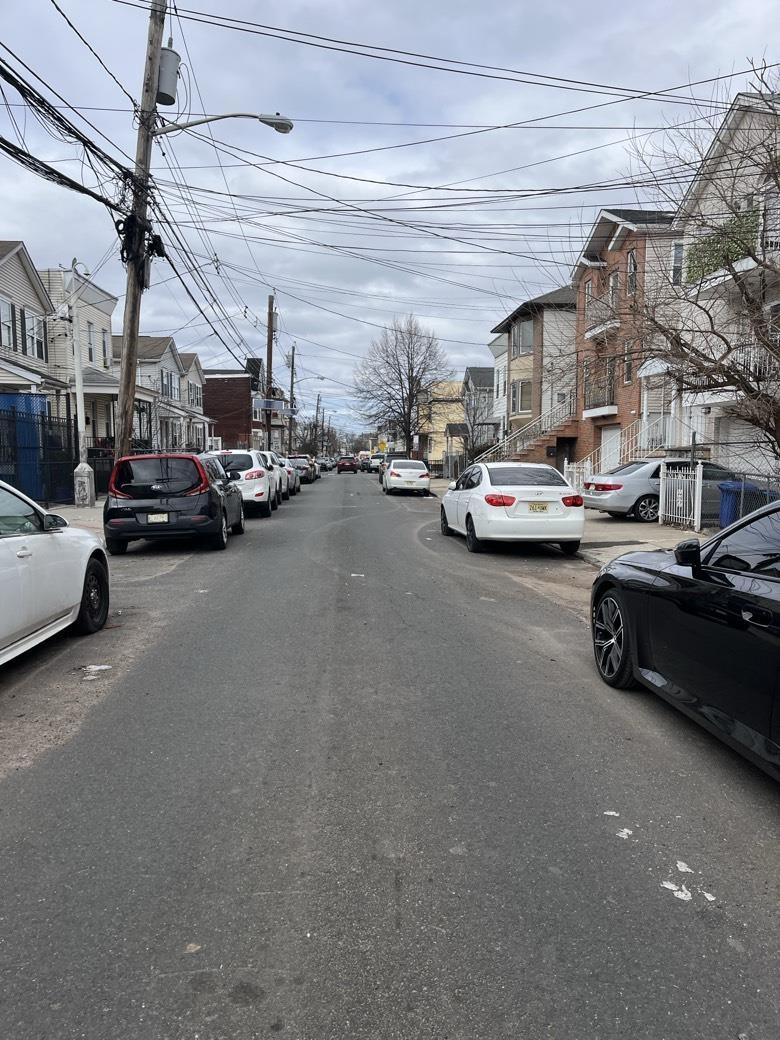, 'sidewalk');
428,478,701,568
45,499,105,537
